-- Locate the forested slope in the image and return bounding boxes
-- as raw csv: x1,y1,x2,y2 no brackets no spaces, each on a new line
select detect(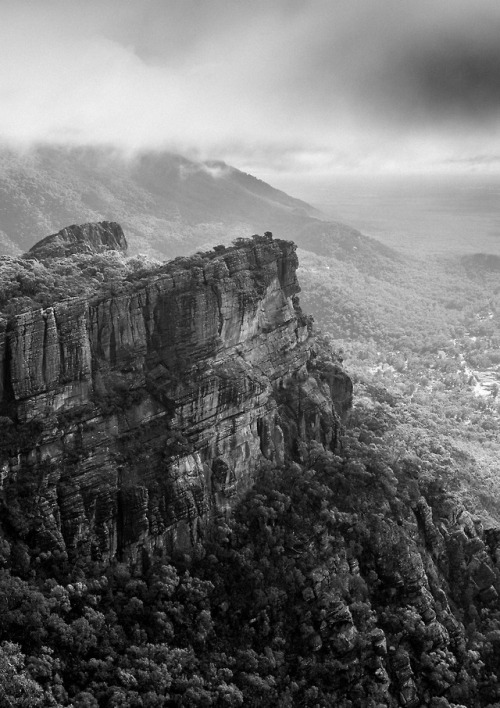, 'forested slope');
0,146,321,258
298,241,500,523
2,402,500,706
